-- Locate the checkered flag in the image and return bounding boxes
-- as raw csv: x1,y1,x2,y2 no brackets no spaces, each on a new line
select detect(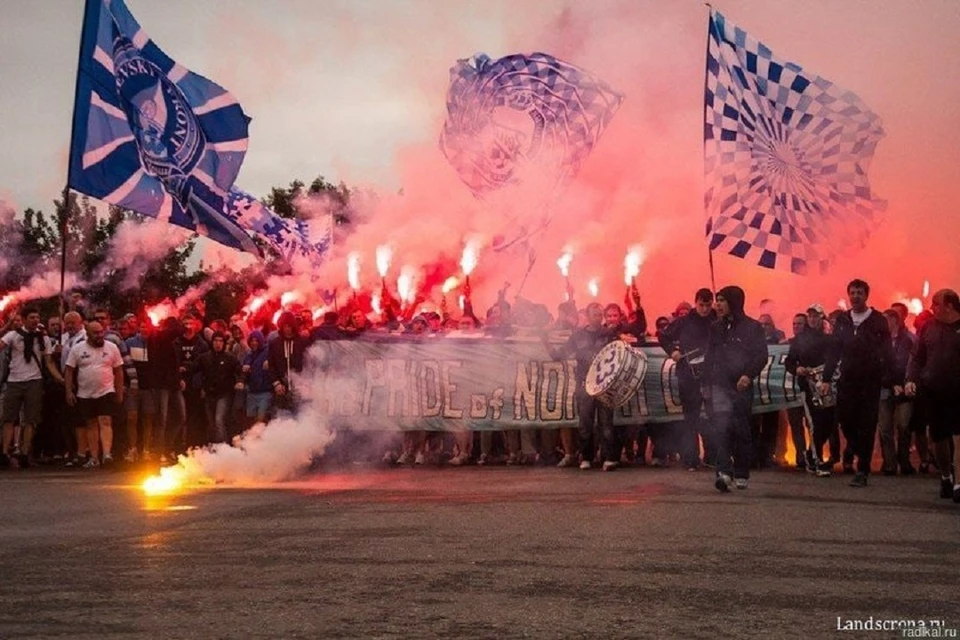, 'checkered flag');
441,52,623,197
704,10,886,275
